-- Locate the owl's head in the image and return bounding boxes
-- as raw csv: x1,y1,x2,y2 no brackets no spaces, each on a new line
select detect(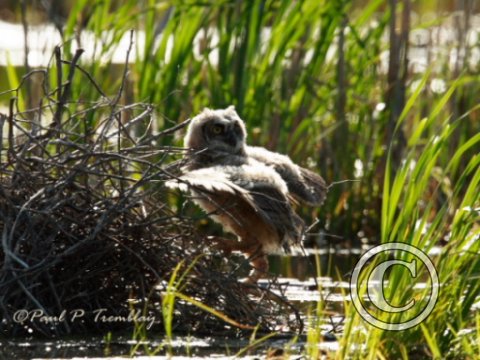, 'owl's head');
184,106,247,154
